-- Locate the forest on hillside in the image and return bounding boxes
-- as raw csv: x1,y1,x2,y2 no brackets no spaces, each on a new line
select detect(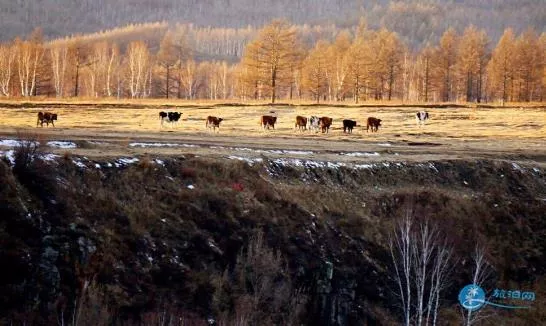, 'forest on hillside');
1,0,545,47
0,18,544,104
